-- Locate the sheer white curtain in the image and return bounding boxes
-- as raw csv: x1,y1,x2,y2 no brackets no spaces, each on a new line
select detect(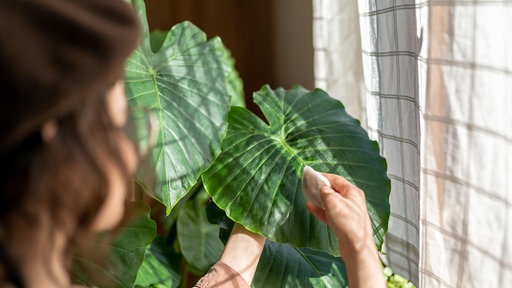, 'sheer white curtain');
313,1,512,287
